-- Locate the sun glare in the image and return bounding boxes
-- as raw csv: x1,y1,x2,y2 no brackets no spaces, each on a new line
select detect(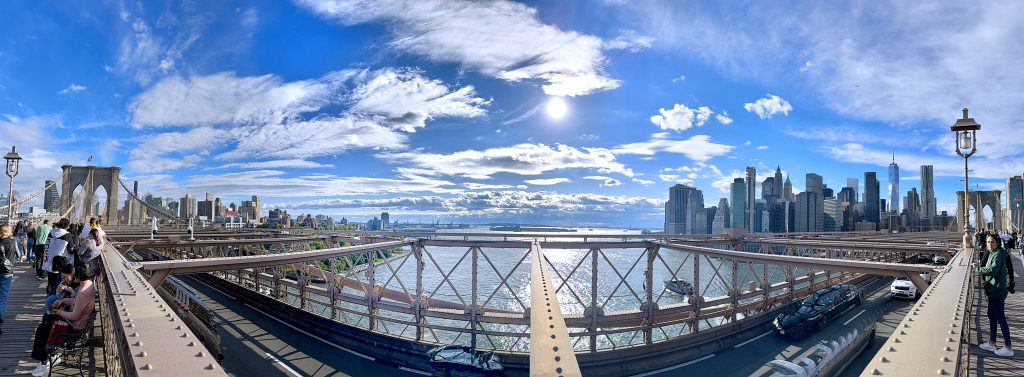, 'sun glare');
545,96,568,119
